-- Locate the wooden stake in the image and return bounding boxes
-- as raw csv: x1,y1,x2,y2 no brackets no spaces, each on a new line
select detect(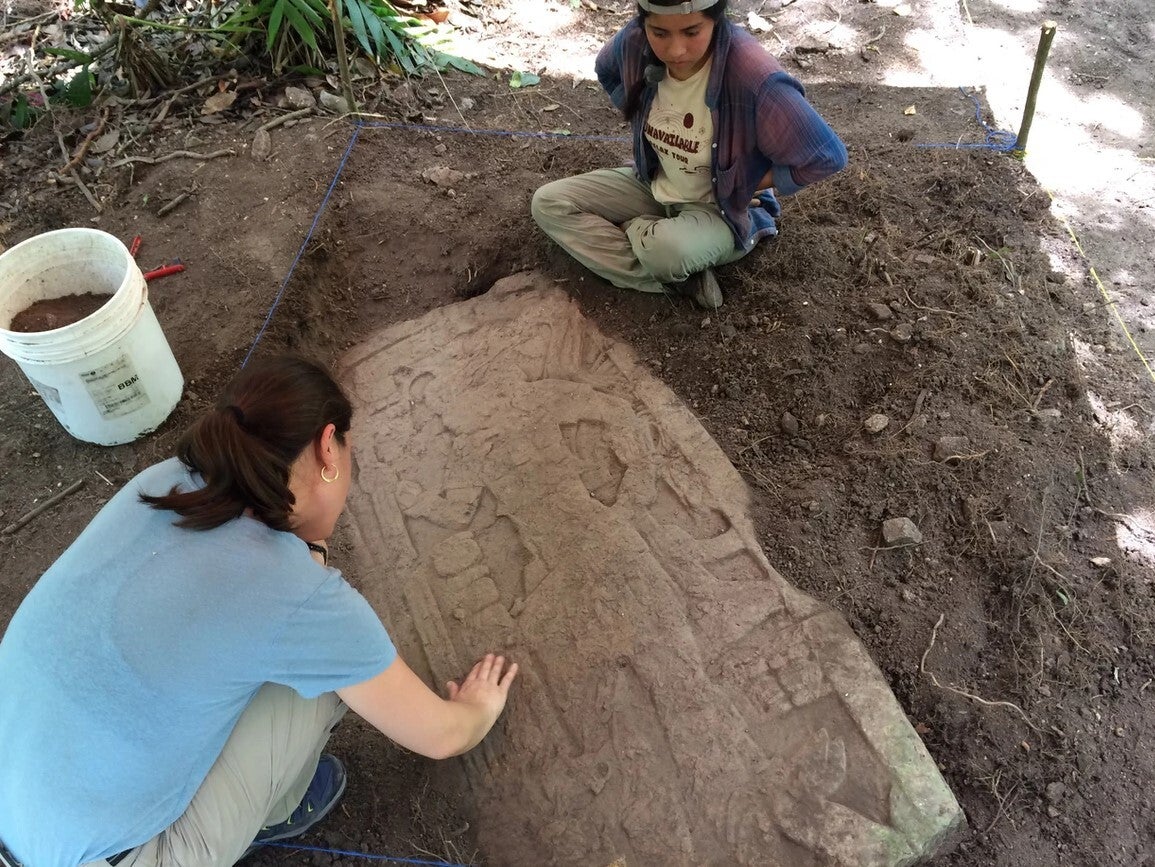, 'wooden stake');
1014,20,1058,158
